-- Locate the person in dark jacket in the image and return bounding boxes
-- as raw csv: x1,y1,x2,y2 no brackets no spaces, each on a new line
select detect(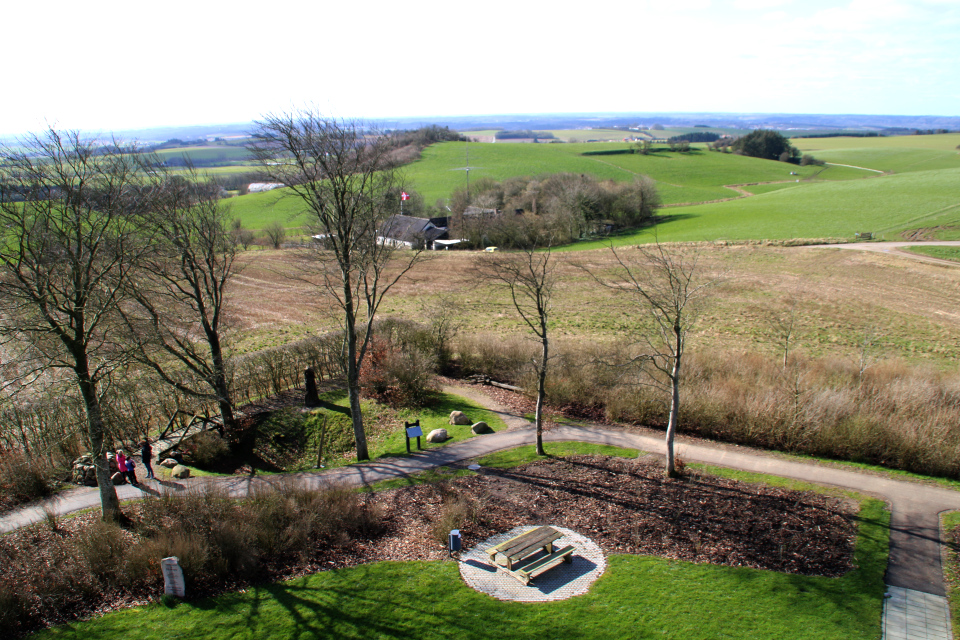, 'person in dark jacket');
141,440,154,480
